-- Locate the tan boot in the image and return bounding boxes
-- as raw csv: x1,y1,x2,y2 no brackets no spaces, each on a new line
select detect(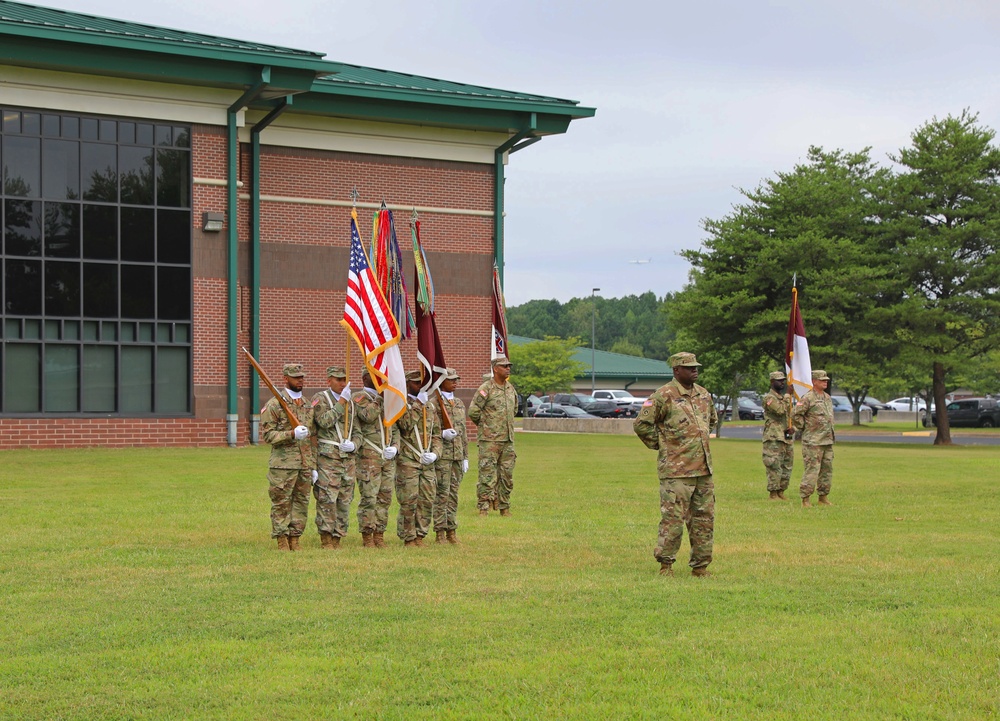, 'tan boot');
818,495,833,506
491,498,499,511
802,497,812,508
777,491,788,501
329,536,341,549
320,532,335,550
769,491,779,500
659,562,673,577
373,531,386,549
414,537,426,548
692,567,712,578
446,530,459,545
404,539,417,547
288,535,301,551
500,508,512,517
479,509,489,517
435,531,447,544
362,532,374,548
276,536,290,551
